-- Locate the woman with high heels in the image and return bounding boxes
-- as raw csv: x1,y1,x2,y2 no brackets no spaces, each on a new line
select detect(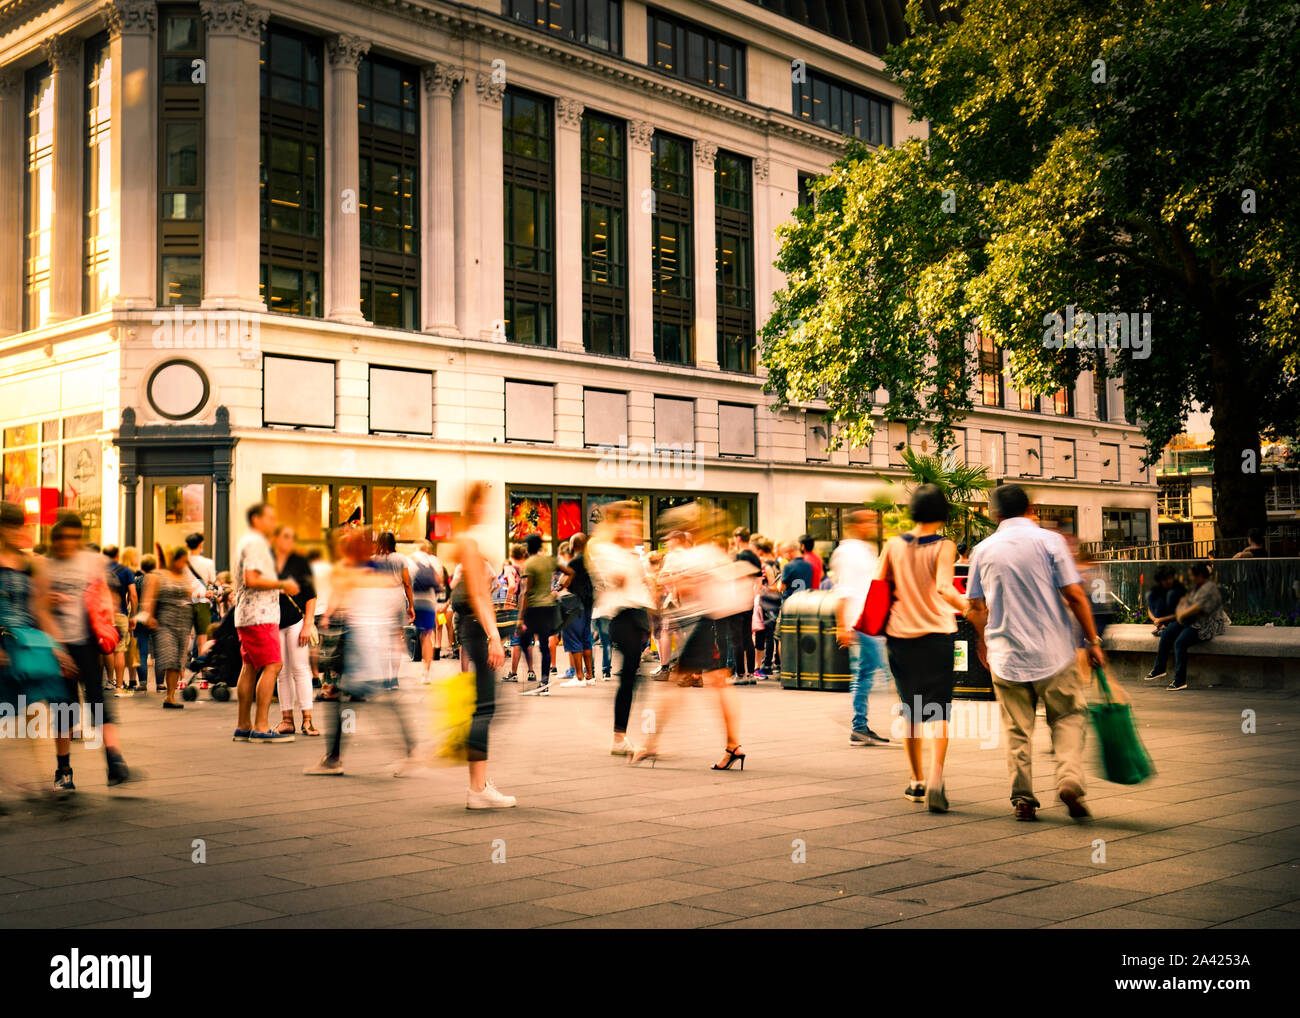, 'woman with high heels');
878,484,968,812
632,506,754,771
588,502,653,756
